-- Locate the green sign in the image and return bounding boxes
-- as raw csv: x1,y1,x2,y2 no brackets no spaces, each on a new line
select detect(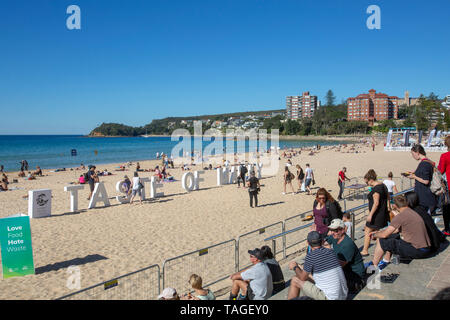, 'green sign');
0,214,35,279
